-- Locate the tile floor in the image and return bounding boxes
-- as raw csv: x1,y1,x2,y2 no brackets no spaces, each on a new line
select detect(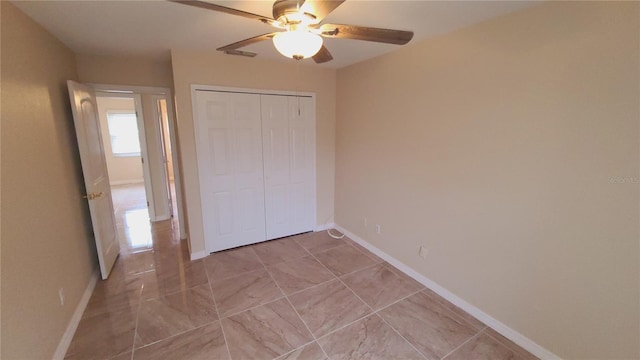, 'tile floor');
65,186,537,360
